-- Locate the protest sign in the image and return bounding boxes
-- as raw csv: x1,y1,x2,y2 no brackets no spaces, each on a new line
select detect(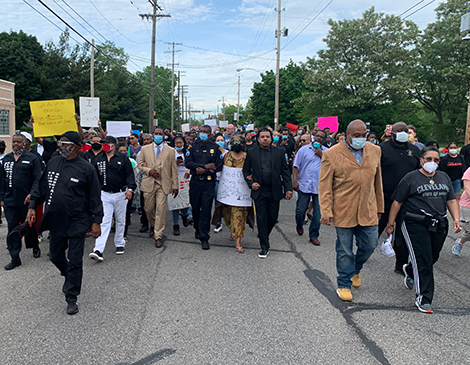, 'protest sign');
30,99,77,137
246,123,254,131
219,120,228,129
167,174,190,210
181,123,190,132
79,97,99,127
204,119,217,132
106,121,132,137
318,116,338,133
132,129,140,135
386,124,393,136
217,166,252,207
